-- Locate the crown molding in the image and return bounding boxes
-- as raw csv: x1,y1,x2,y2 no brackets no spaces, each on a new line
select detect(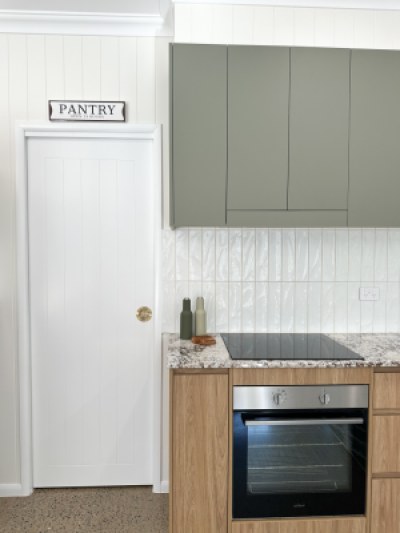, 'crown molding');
172,0,400,10
0,9,174,36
